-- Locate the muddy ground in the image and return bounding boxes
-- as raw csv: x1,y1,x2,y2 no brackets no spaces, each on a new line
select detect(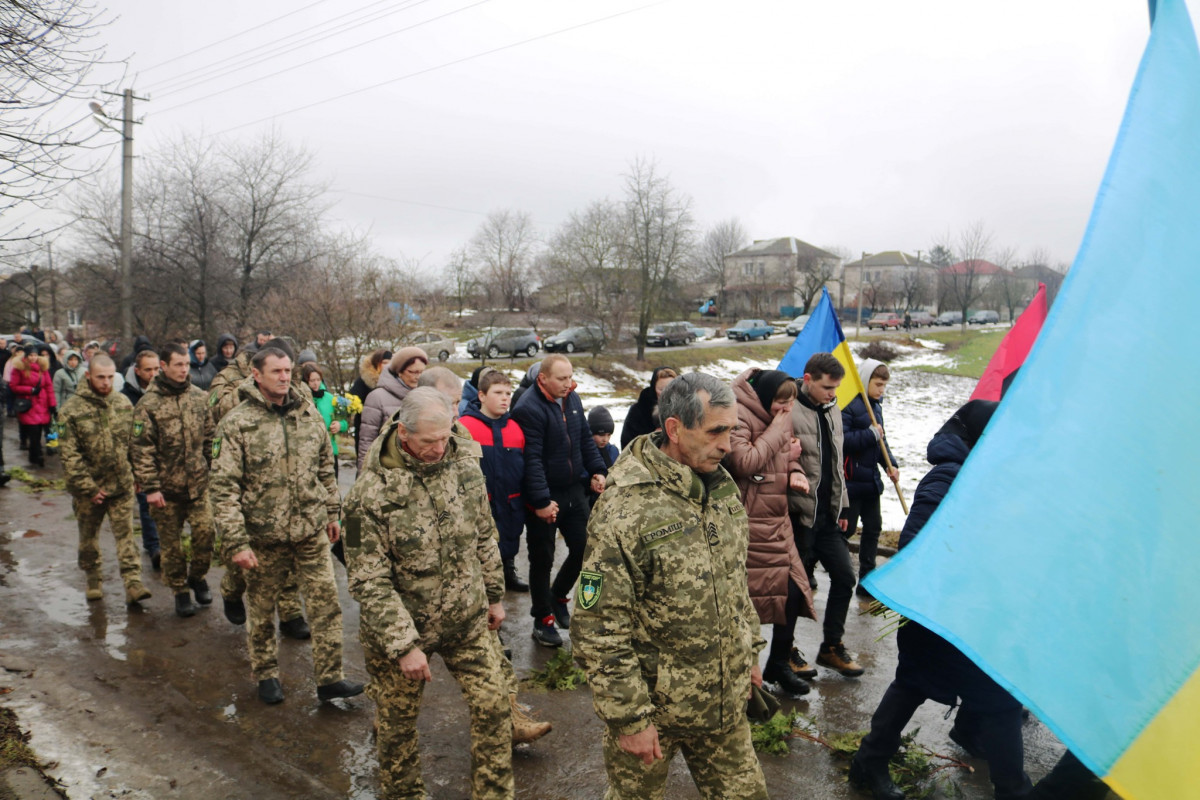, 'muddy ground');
0,419,1075,800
